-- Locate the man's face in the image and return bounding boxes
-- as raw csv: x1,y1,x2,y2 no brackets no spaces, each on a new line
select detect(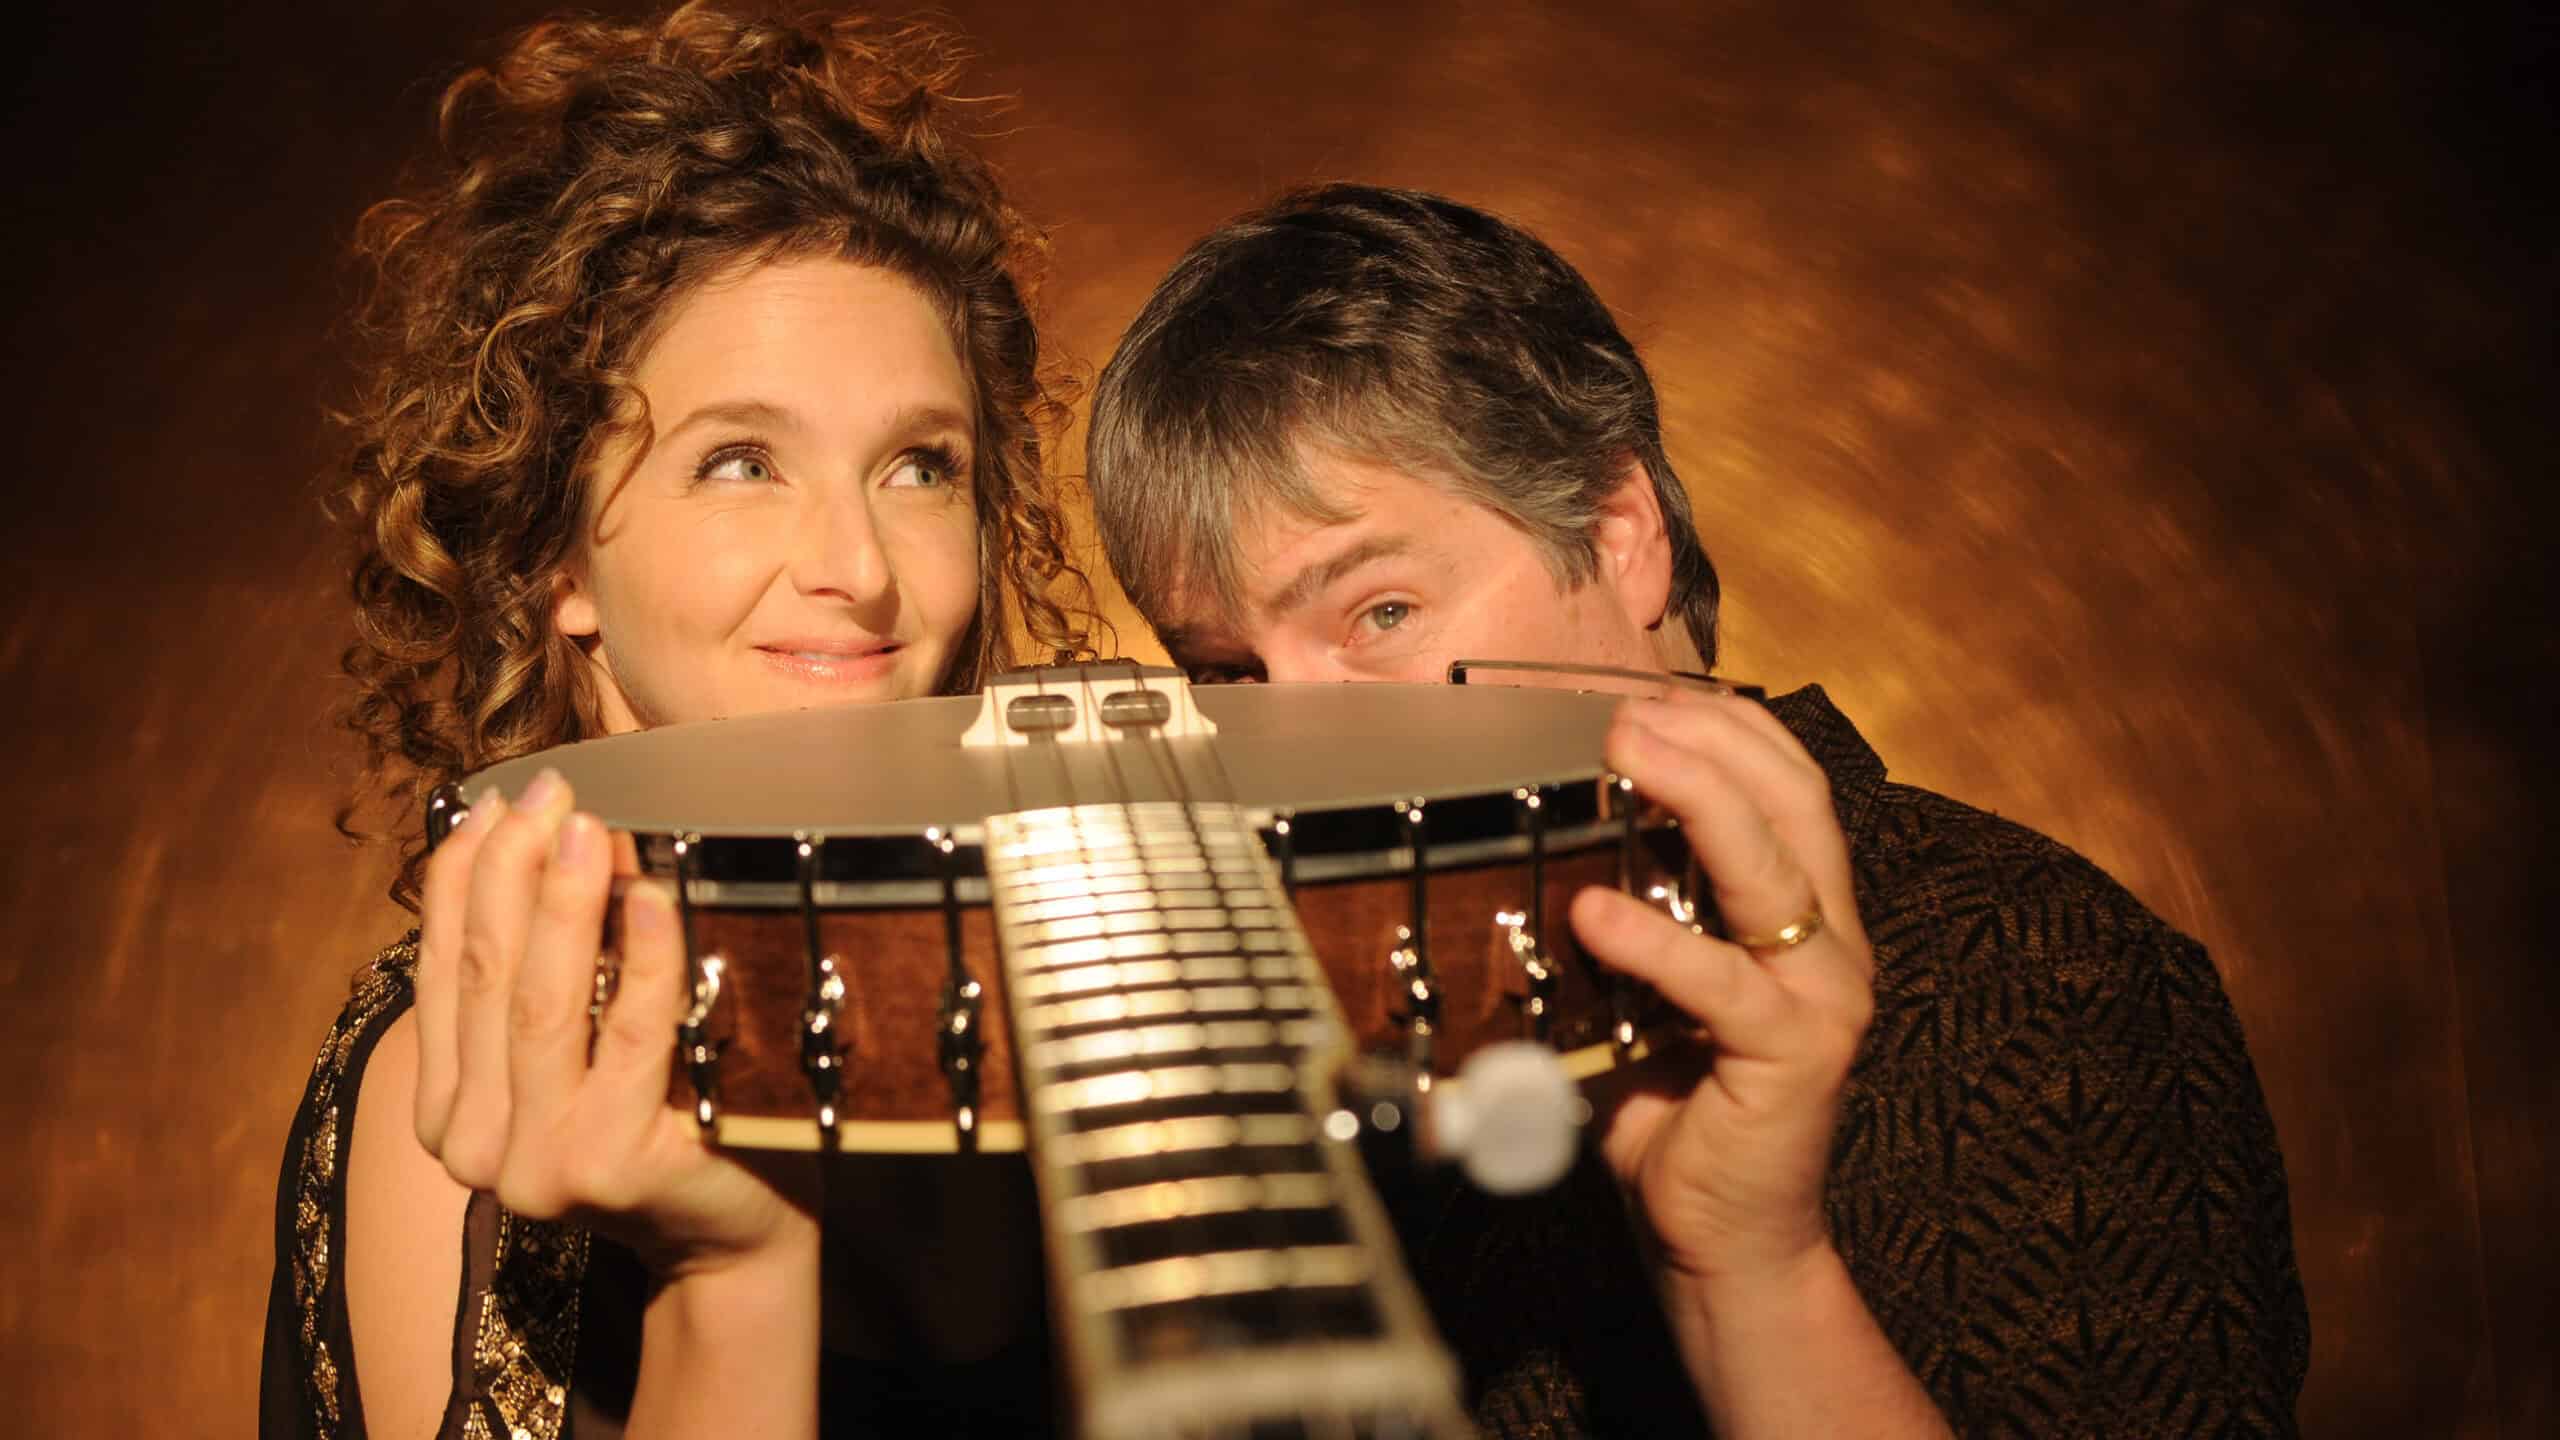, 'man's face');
1154,447,1671,685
